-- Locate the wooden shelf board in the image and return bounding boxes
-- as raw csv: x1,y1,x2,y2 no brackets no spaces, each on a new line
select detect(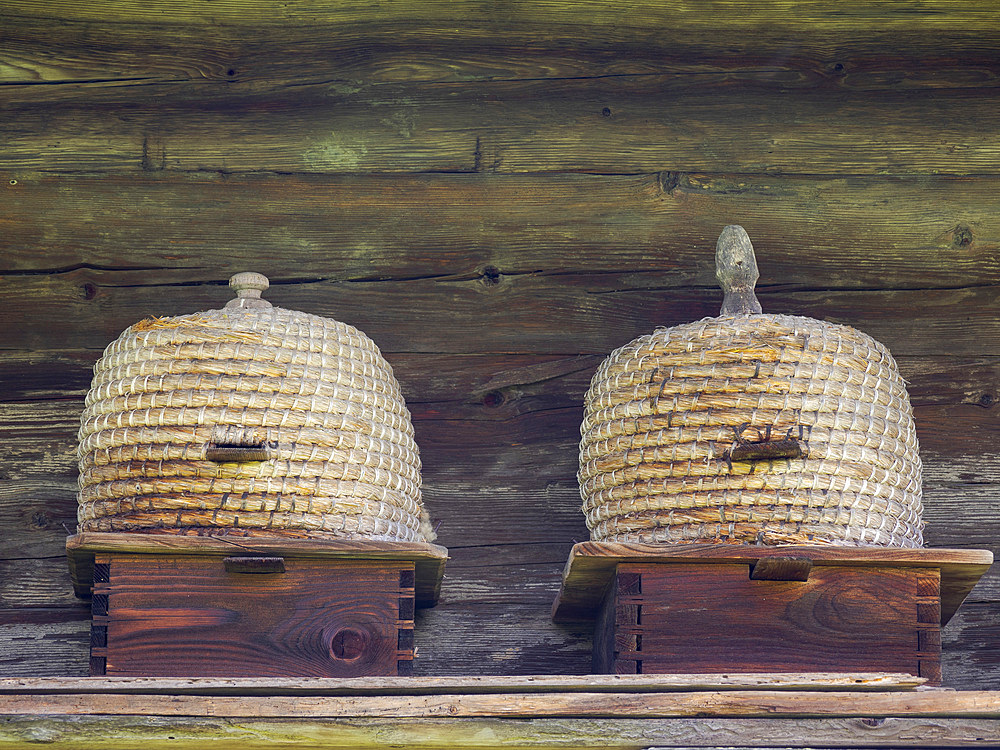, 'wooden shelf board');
4,688,1000,719
0,678,997,750
0,677,997,749
66,532,449,608
0,672,927,696
552,542,993,623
